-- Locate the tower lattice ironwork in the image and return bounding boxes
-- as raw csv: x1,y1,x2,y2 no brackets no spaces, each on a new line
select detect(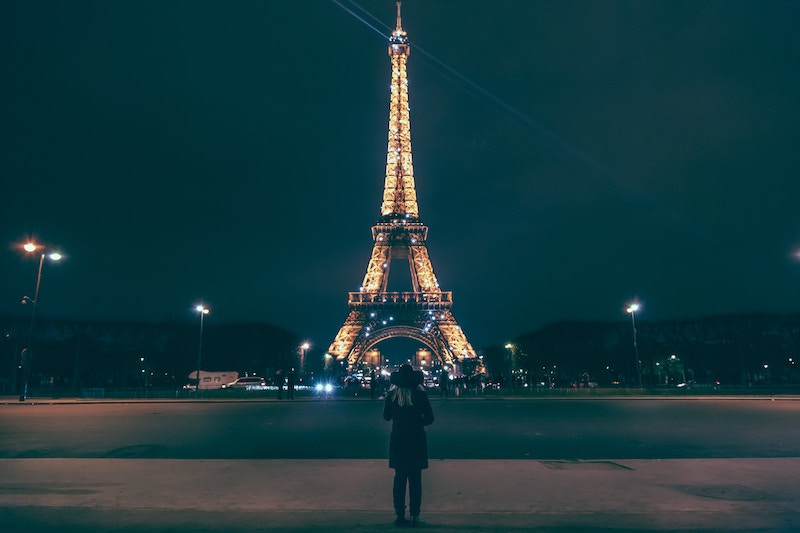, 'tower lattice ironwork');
328,3,476,368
